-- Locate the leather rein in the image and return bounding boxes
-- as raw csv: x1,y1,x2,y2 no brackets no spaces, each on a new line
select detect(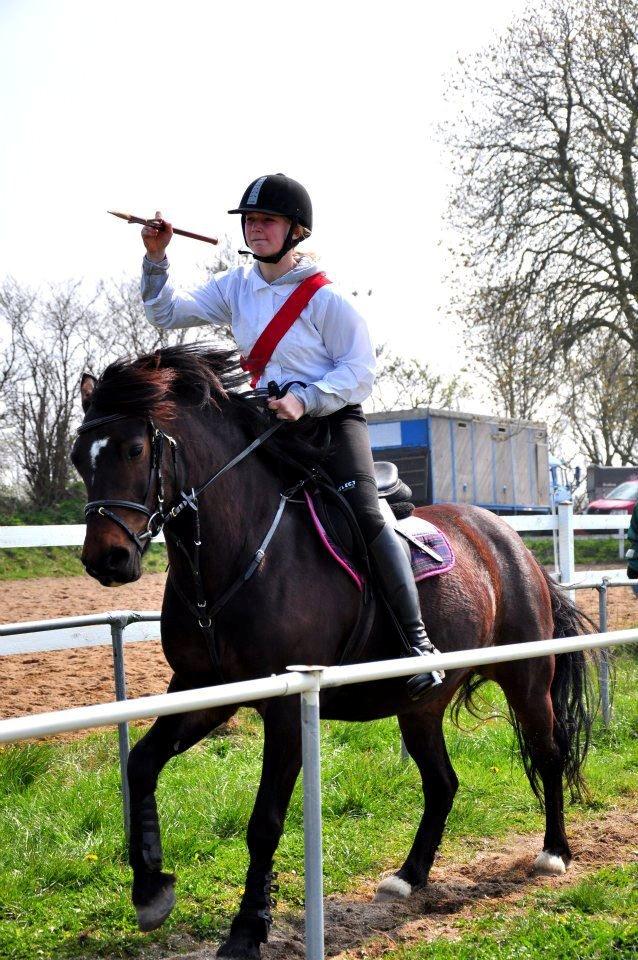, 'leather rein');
78,411,301,674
